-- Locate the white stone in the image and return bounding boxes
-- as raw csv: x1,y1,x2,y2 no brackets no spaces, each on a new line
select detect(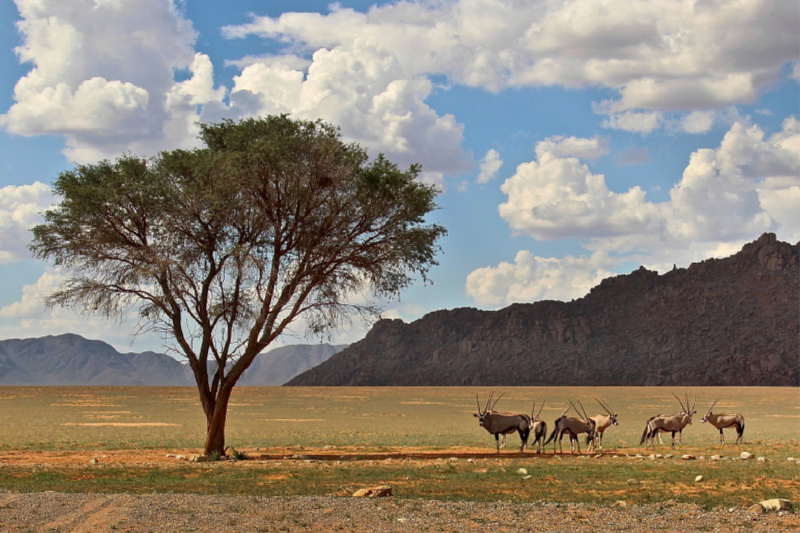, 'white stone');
759,499,792,512
740,452,754,460
517,468,528,475
695,475,704,482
